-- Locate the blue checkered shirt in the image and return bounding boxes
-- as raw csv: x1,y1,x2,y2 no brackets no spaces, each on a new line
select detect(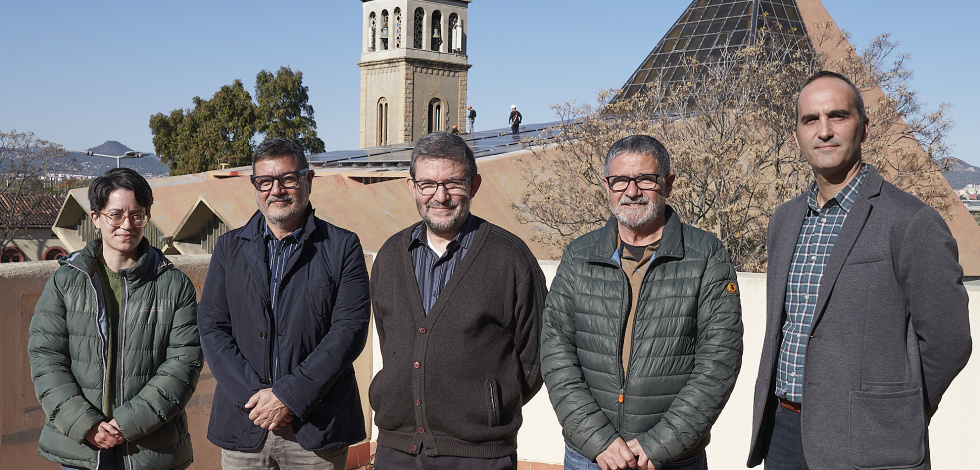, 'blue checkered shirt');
775,165,867,403
409,215,478,315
